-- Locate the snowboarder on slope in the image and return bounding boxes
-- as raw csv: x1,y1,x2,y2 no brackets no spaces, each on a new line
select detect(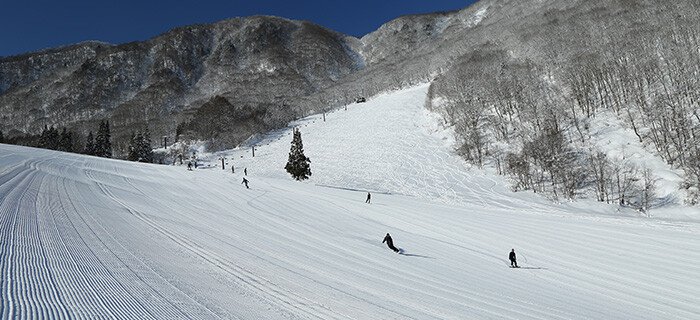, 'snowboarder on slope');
383,233,399,253
241,177,249,189
366,192,371,204
509,249,518,268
